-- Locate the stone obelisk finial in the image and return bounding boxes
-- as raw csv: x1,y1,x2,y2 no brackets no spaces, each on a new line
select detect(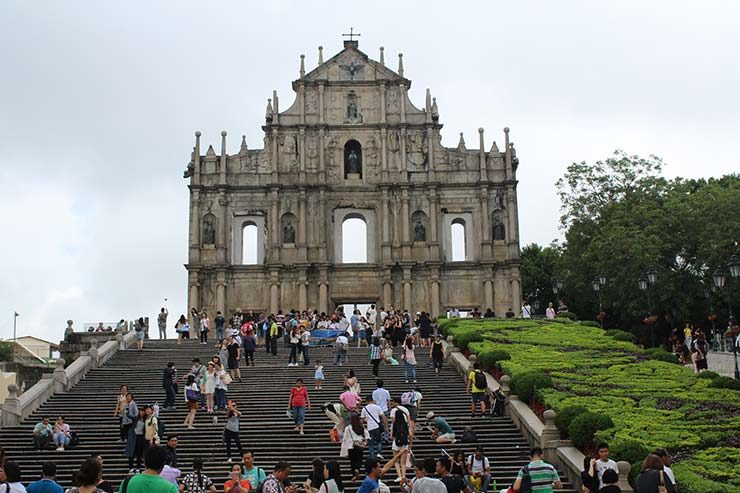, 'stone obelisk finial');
379,46,385,66
318,46,324,64
299,54,305,78
398,53,404,77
